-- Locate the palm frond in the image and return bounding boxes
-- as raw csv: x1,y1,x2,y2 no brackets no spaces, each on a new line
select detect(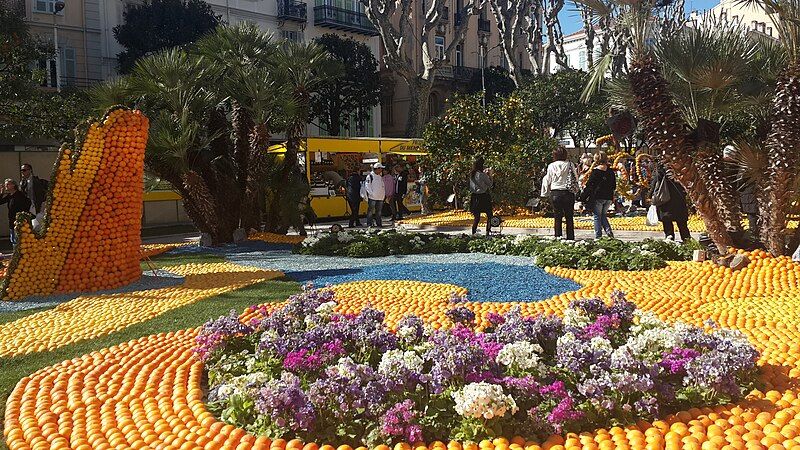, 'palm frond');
730,138,768,188
570,0,612,17
581,52,613,102
89,77,132,113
